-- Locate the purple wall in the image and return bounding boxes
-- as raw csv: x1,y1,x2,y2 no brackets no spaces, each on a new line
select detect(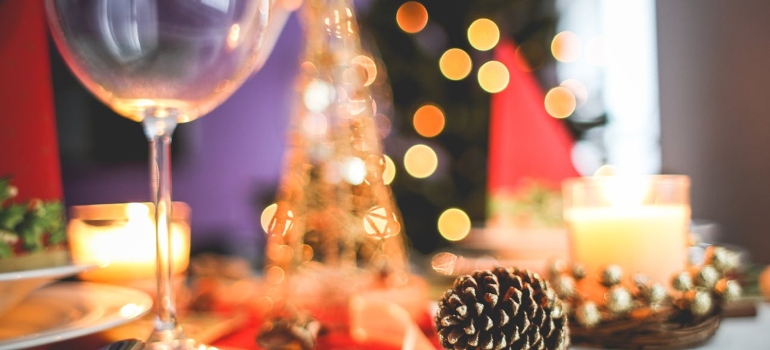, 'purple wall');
61,13,303,263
